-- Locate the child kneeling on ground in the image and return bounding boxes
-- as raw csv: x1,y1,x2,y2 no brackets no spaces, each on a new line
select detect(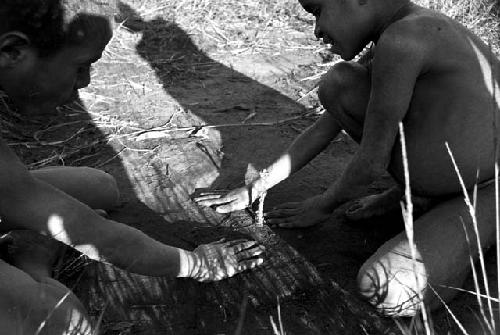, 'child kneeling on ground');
197,0,500,317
